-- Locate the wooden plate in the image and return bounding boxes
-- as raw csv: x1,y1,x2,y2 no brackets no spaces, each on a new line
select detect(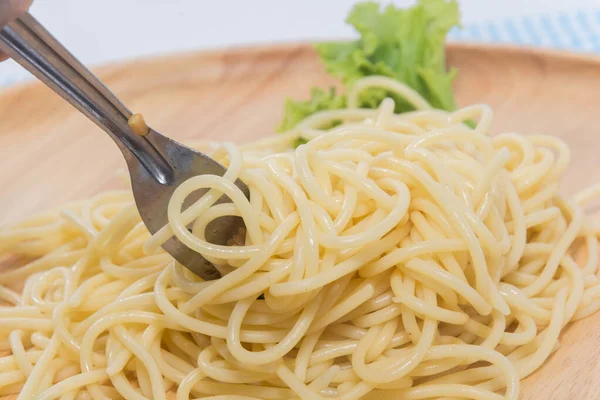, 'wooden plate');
1,43,600,399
